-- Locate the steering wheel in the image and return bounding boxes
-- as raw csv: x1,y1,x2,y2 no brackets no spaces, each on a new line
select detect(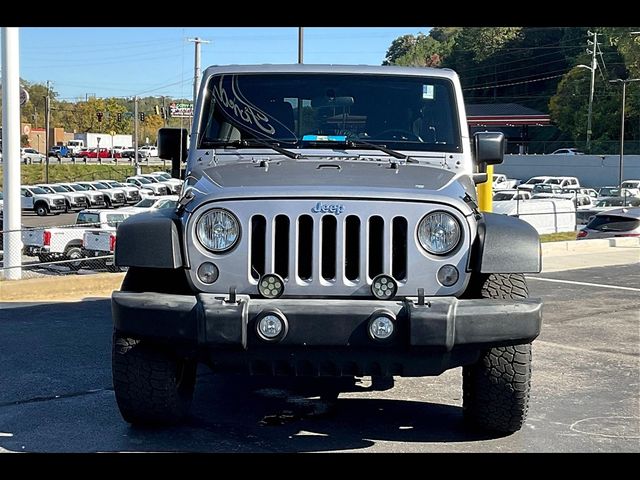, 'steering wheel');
374,129,422,142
